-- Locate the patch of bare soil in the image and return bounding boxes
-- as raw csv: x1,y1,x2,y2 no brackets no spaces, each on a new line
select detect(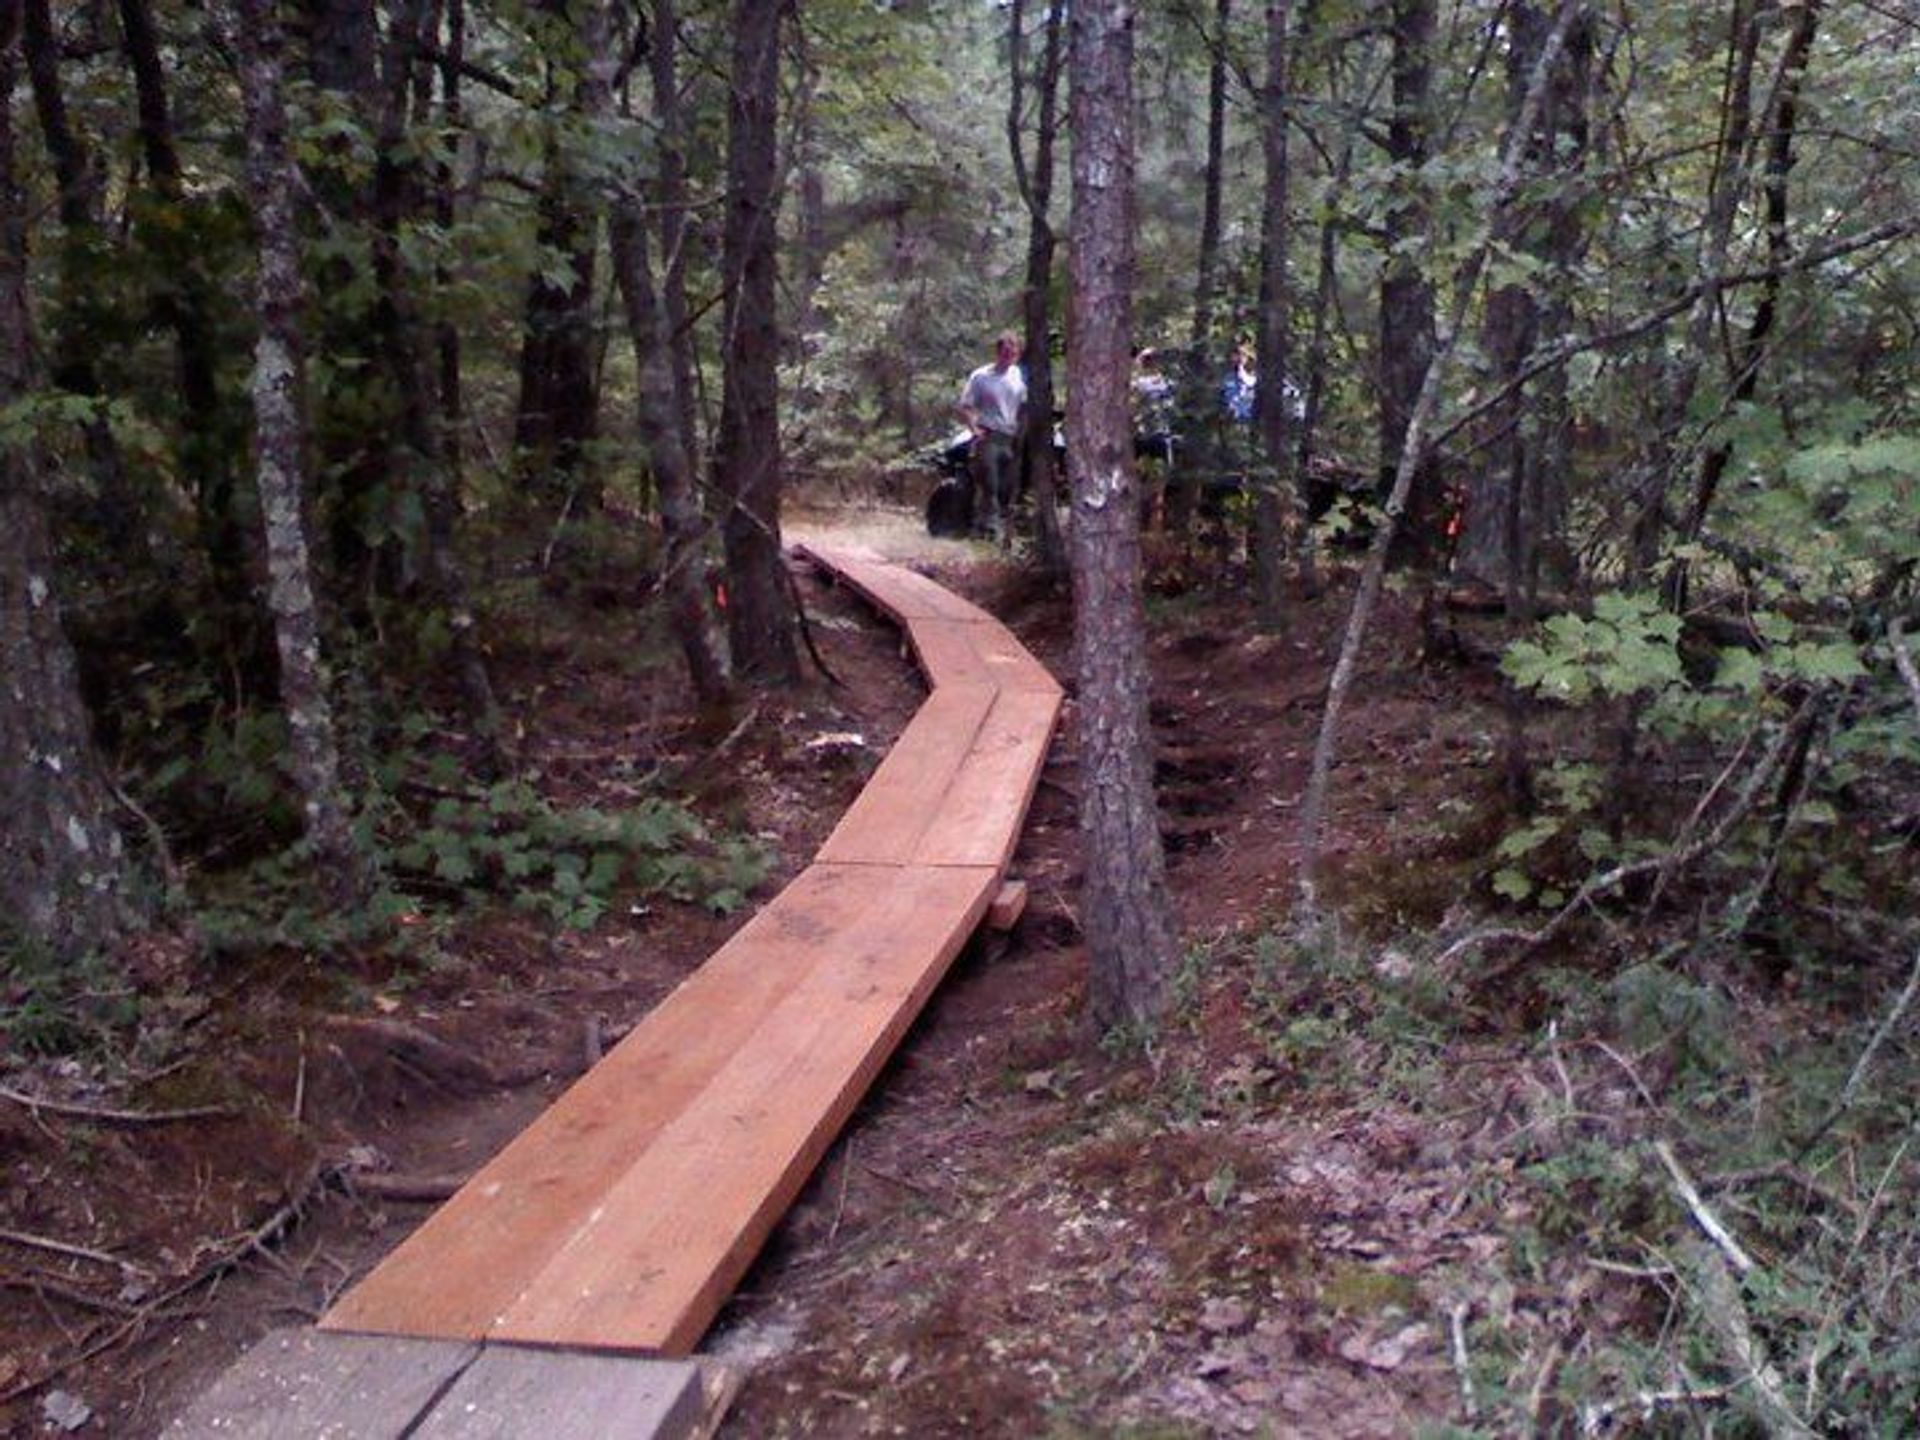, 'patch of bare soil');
4,503,1534,1437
